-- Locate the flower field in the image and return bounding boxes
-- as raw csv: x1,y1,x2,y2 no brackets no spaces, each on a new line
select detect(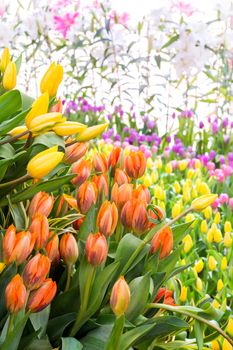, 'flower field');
0,1,233,349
